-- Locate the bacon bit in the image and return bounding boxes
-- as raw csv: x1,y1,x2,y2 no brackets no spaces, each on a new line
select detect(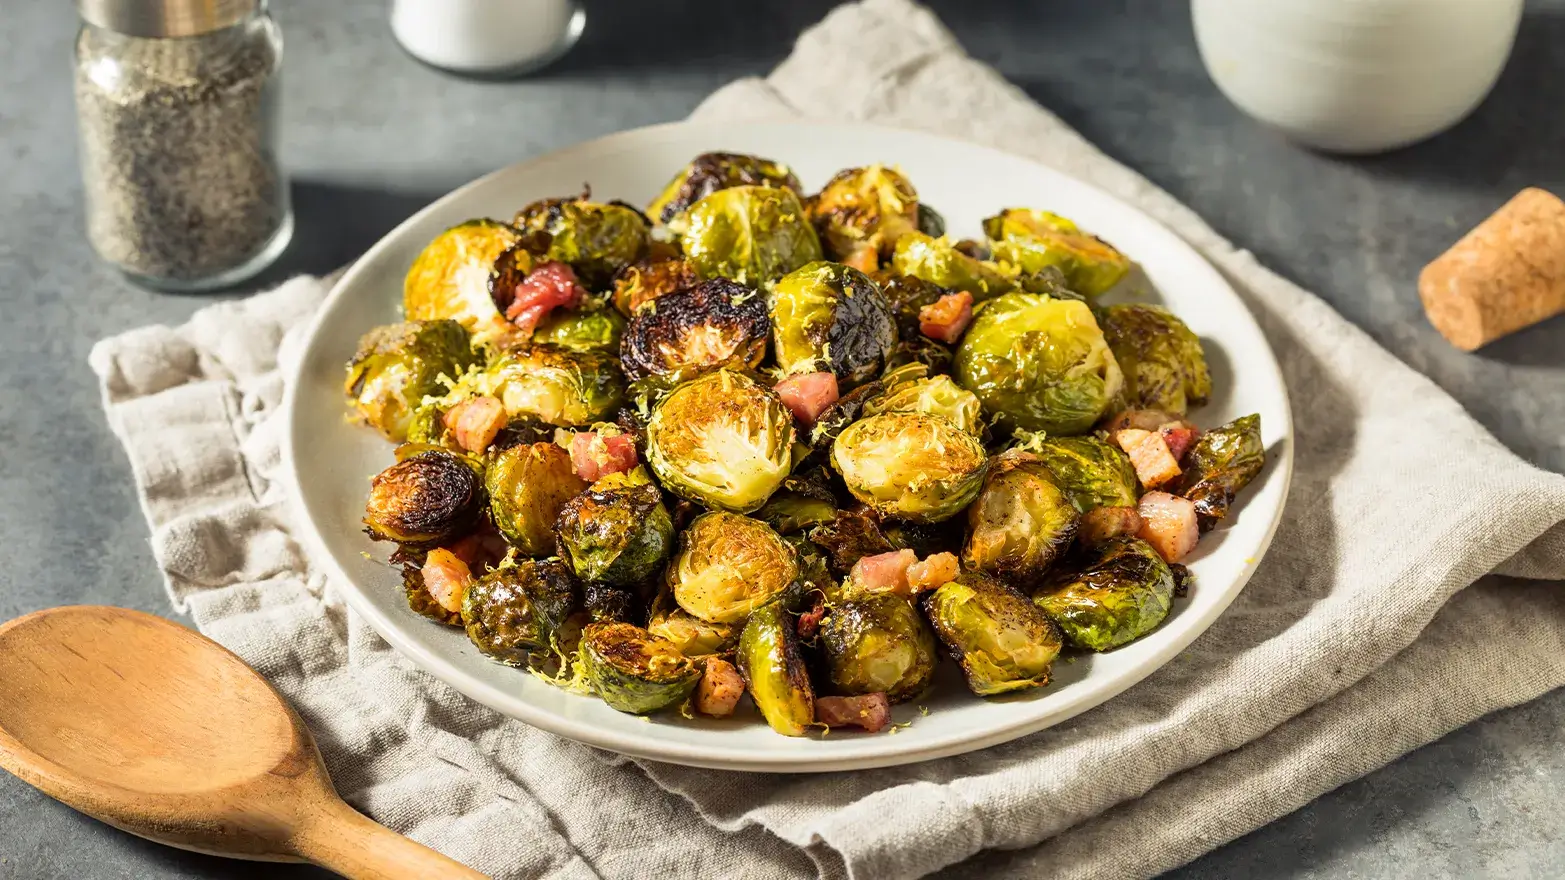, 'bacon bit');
1115,428,1182,489
695,657,745,717
1137,491,1200,563
905,552,959,593
774,372,840,427
504,261,587,335
1078,506,1144,545
1160,422,1201,462
421,548,473,613
918,291,974,344
816,693,892,733
850,549,917,595
442,396,507,453
841,243,880,274
795,596,827,642
569,431,638,483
